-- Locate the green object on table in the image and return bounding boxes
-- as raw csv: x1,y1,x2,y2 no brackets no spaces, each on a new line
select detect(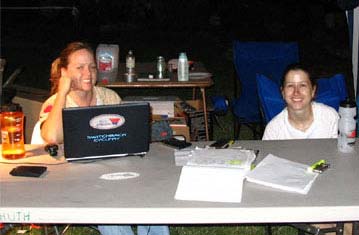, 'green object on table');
310,159,326,170
229,159,242,165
